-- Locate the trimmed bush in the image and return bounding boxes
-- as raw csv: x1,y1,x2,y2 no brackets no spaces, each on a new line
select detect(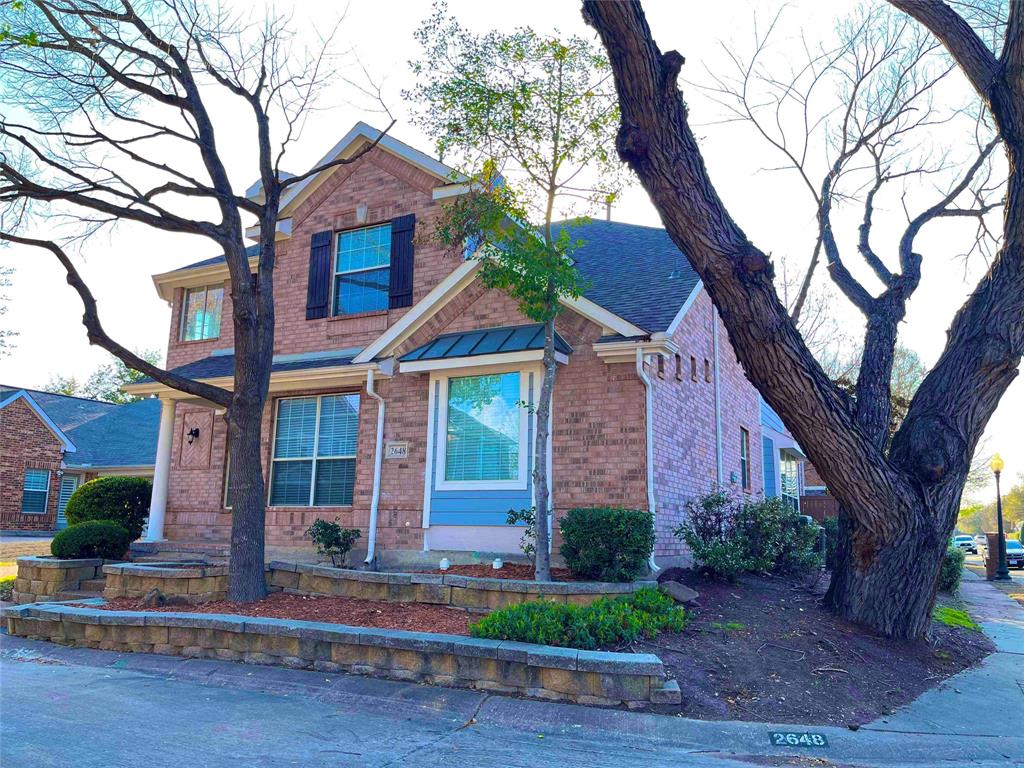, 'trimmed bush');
469,587,686,650
51,520,132,560
305,518,361,567
675,491,822,580
559,507,654,582
938,546,965,593
65,476,151,540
